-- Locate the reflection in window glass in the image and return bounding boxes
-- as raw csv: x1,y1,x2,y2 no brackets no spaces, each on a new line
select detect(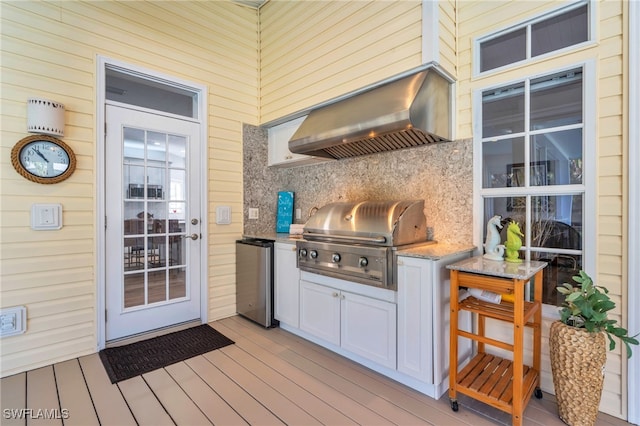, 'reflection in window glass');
531,70,582,130
480,28,526,72
482,83,525,138
531,129,583,185
482,137,525,188
531,5,588,57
